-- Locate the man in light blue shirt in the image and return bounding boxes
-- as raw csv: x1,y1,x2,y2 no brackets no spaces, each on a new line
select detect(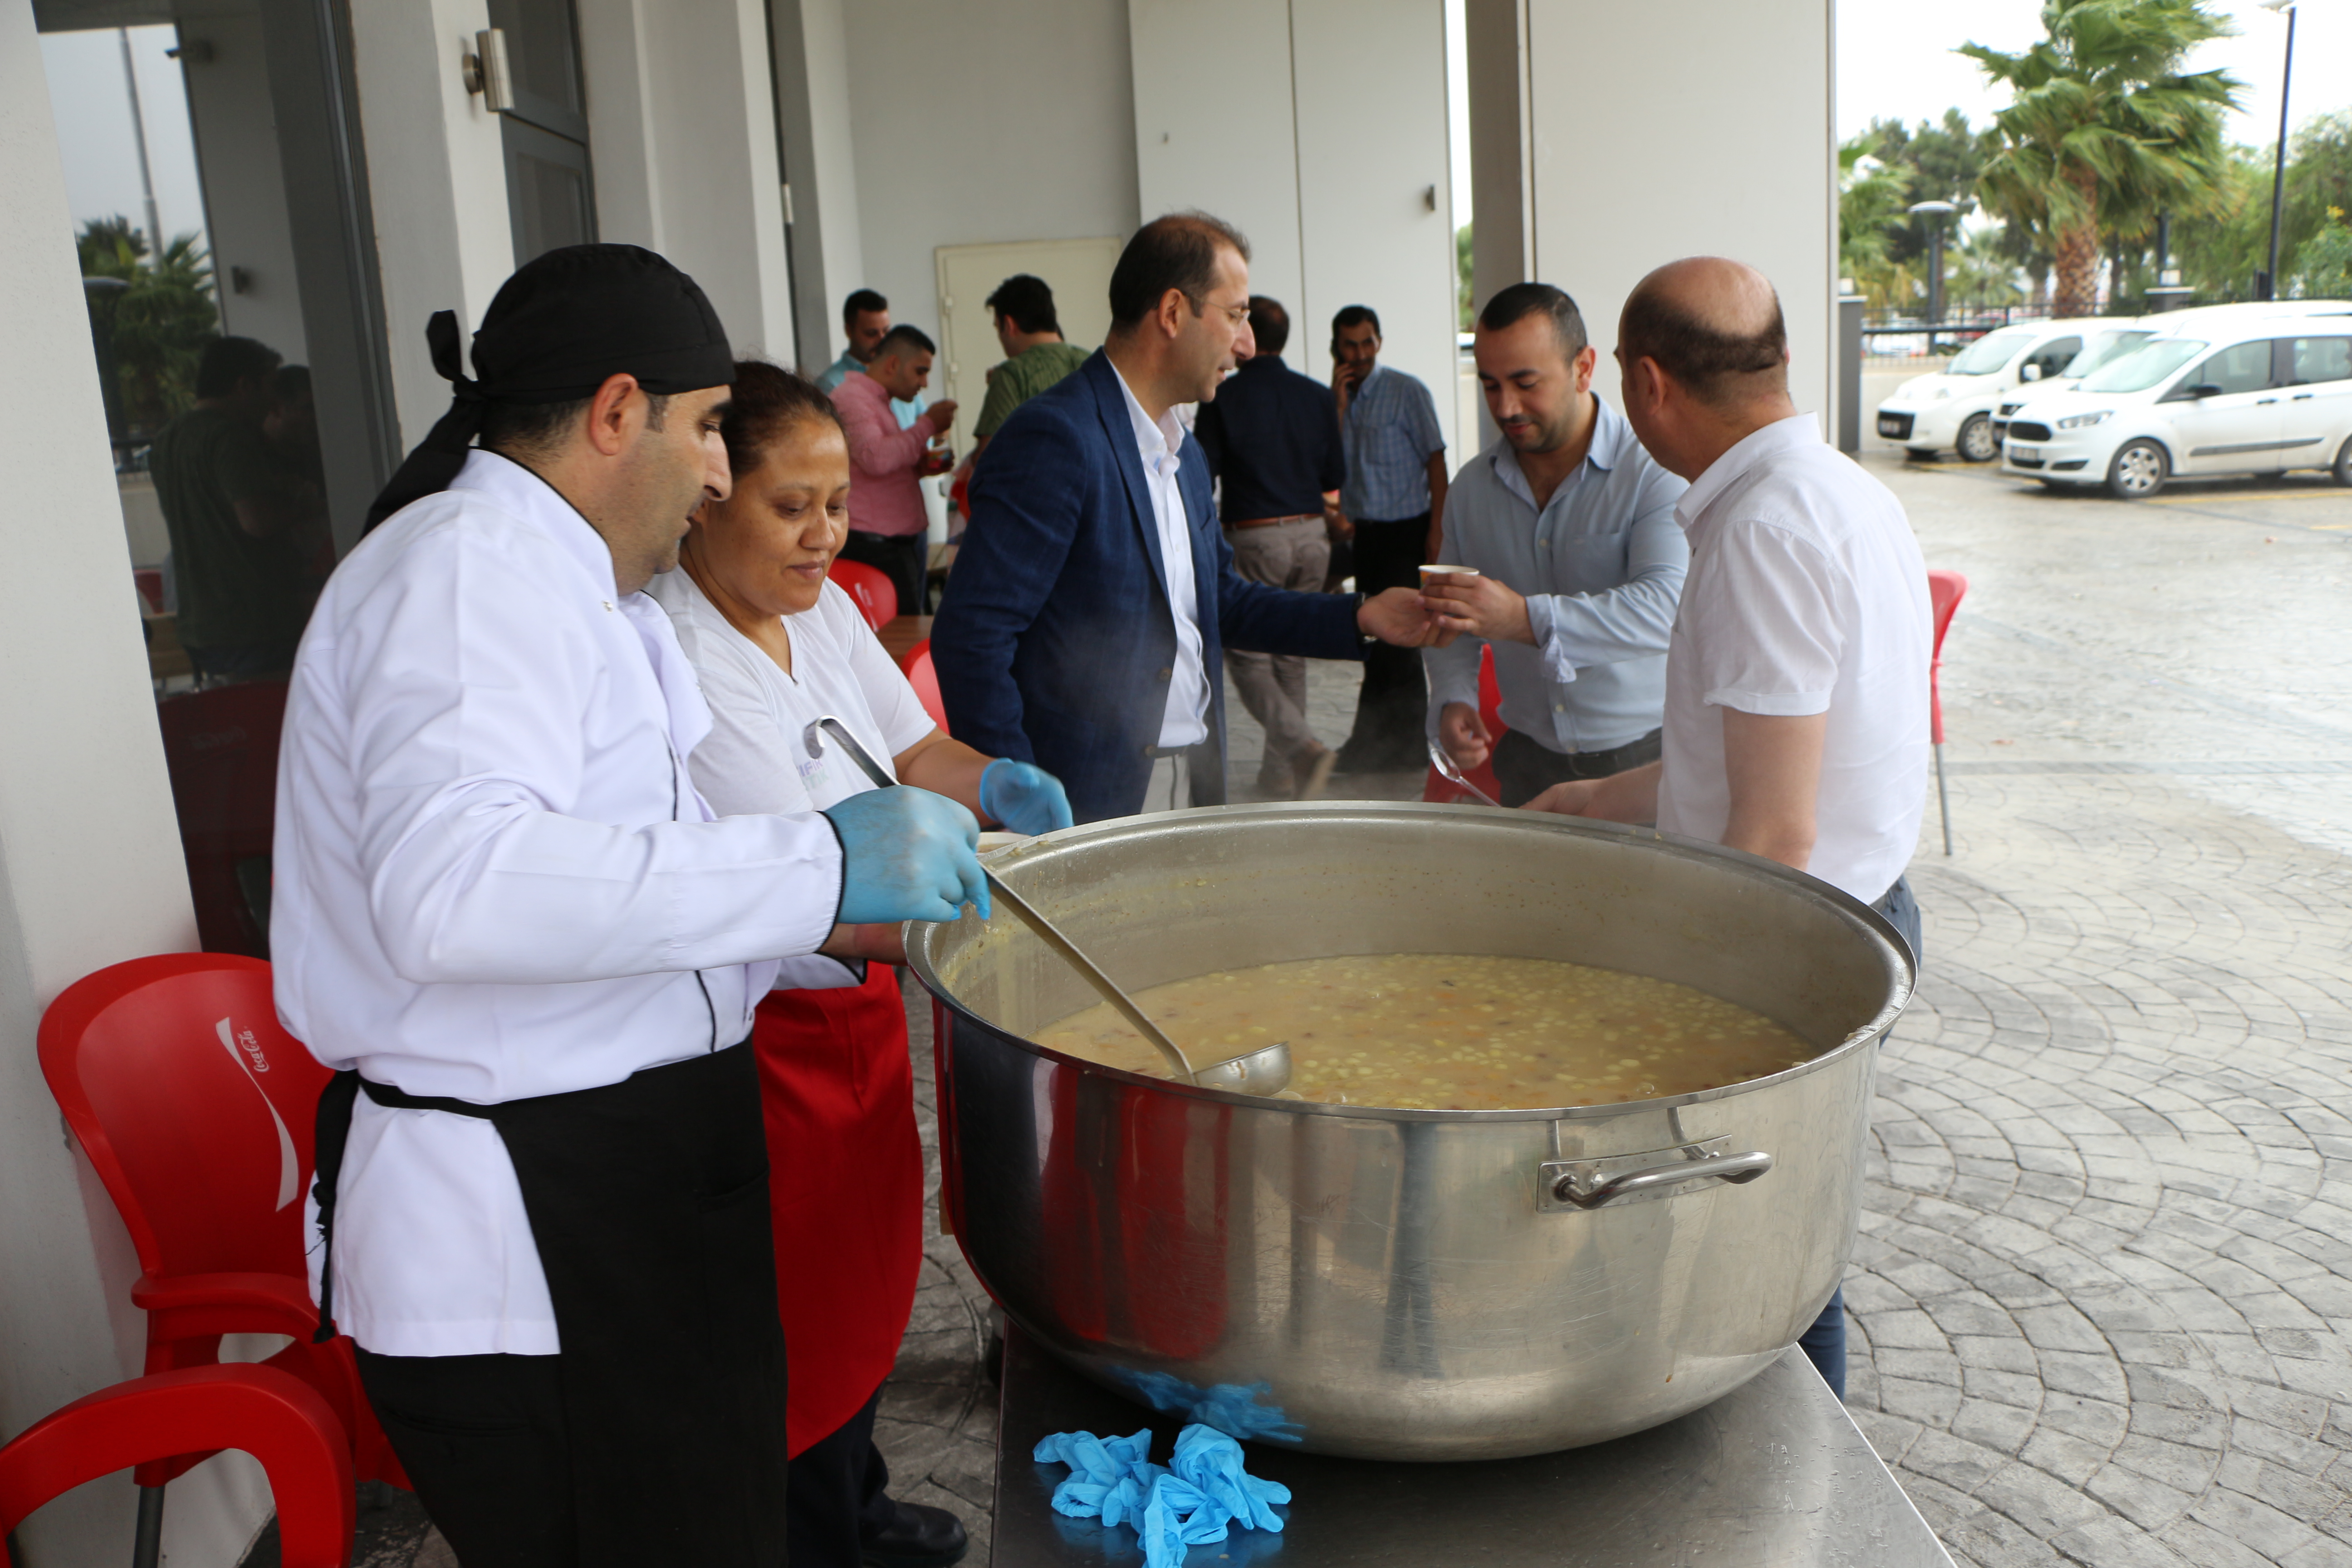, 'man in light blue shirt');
1422,283,1687,806
814,287,929,429
1332,304,1450,772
